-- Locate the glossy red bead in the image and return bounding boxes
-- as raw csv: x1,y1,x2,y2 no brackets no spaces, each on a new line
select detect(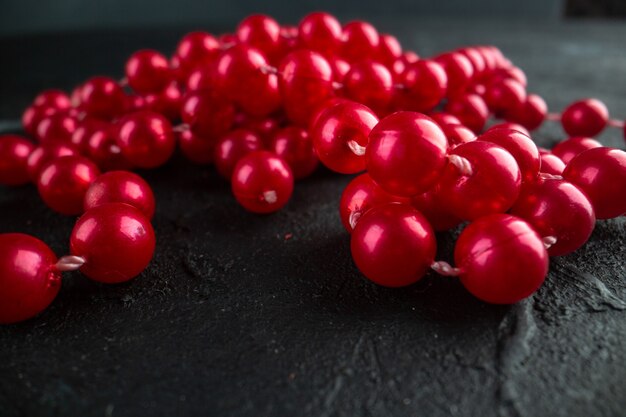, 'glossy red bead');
0,233,61,324
437,141,521,221
561,98,609,137
173,31,220,76
125,49,172,94
84,171,155,219
511,178,595,256
78,76,126,120
37,155,100,215
181,90,236,139
278,50,334,126
487,122,530,137
540,153,566,175
70,118,107,153
236,14,282,62
507,93,547,131
341,21,380,63
477,128,540,183
551,136,602,164
339,173,408,232
562,147,626,219
142,82,183,121
343,60,393,114
366,111,448,196
434,52,473,98
178,130,215,165
350,203,436,287
297,12,342,57
26,143,78,182
36,113,77,145
394,60,447,112
214,128,263,178
445,93,489,133
0,135,35,186
410,189,462,232
268,126,318,180
86,124,133,171
22,105,56,137
377,34,402,68
70,203,155,283
231,151,294,213
454,214,549,304
440,123,476,148
429,112,462,126
216,44,282,117
484,78,527,117
311,100,378,174
33,89,71,110
116,111,175,169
